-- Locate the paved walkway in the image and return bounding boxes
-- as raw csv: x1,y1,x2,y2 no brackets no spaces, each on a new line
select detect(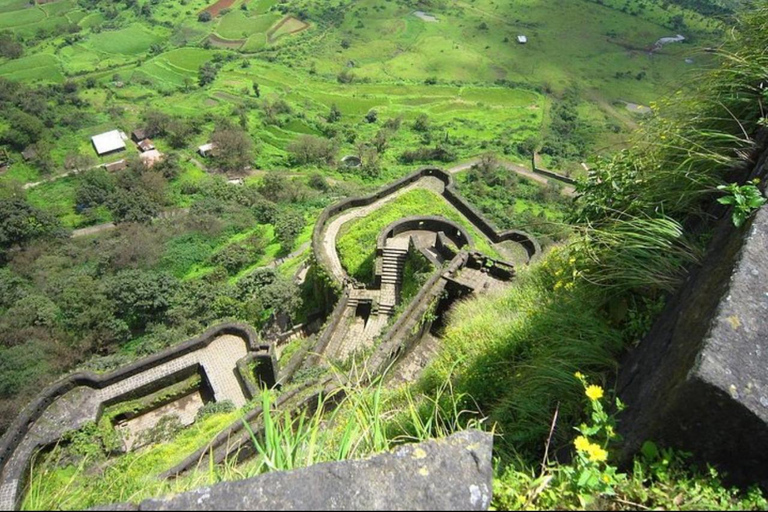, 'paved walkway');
0,334,249,511
320,176,446,283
